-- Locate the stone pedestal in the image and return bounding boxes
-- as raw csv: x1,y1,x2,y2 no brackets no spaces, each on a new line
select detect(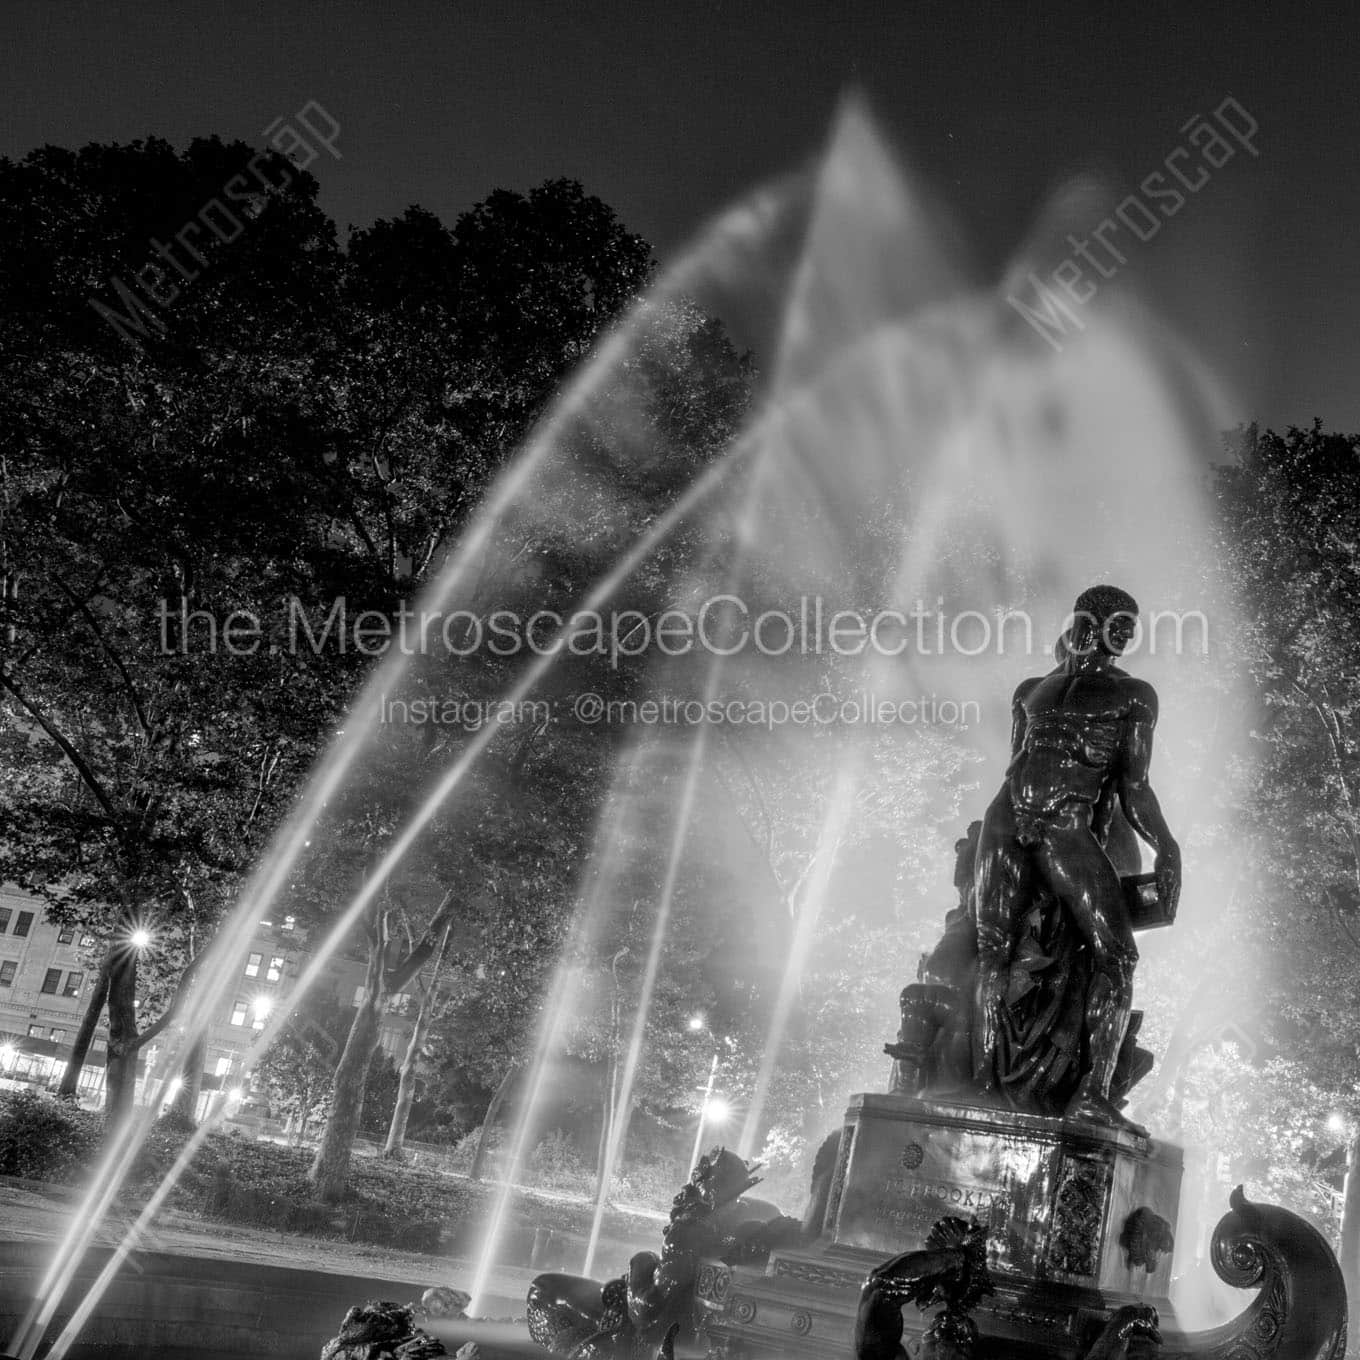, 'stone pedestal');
696,1093,1183,1359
